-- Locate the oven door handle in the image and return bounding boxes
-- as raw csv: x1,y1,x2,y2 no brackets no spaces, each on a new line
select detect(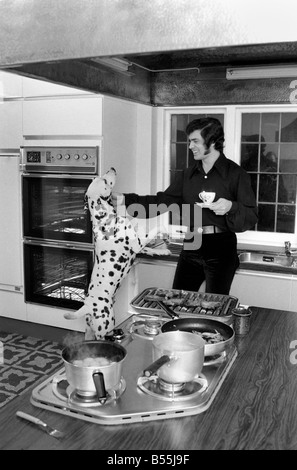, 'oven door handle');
23,238,94,250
